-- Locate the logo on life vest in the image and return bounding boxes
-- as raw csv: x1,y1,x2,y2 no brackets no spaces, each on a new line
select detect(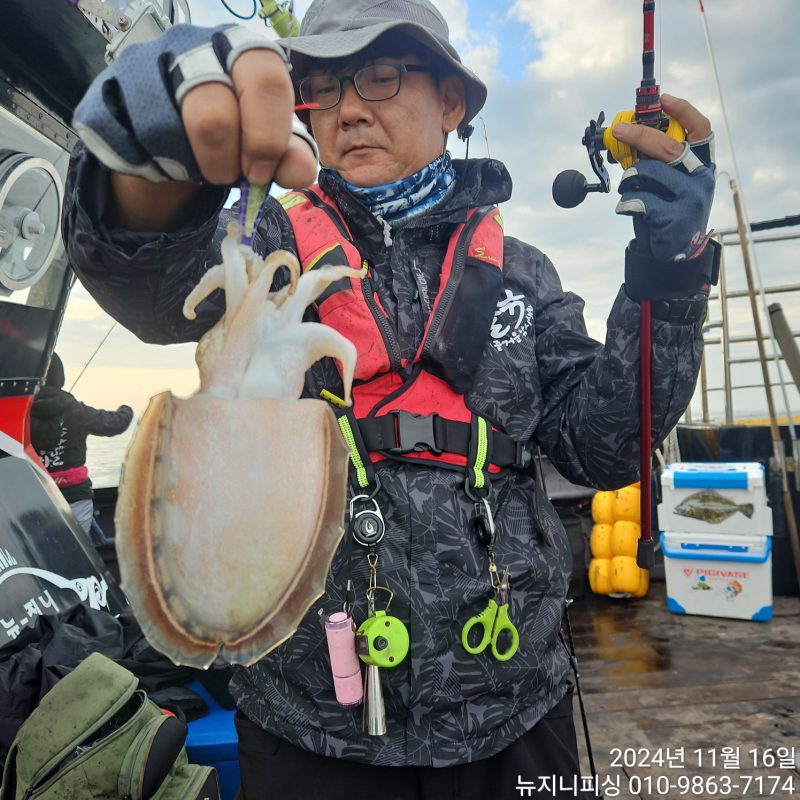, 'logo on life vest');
490,290,533,351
